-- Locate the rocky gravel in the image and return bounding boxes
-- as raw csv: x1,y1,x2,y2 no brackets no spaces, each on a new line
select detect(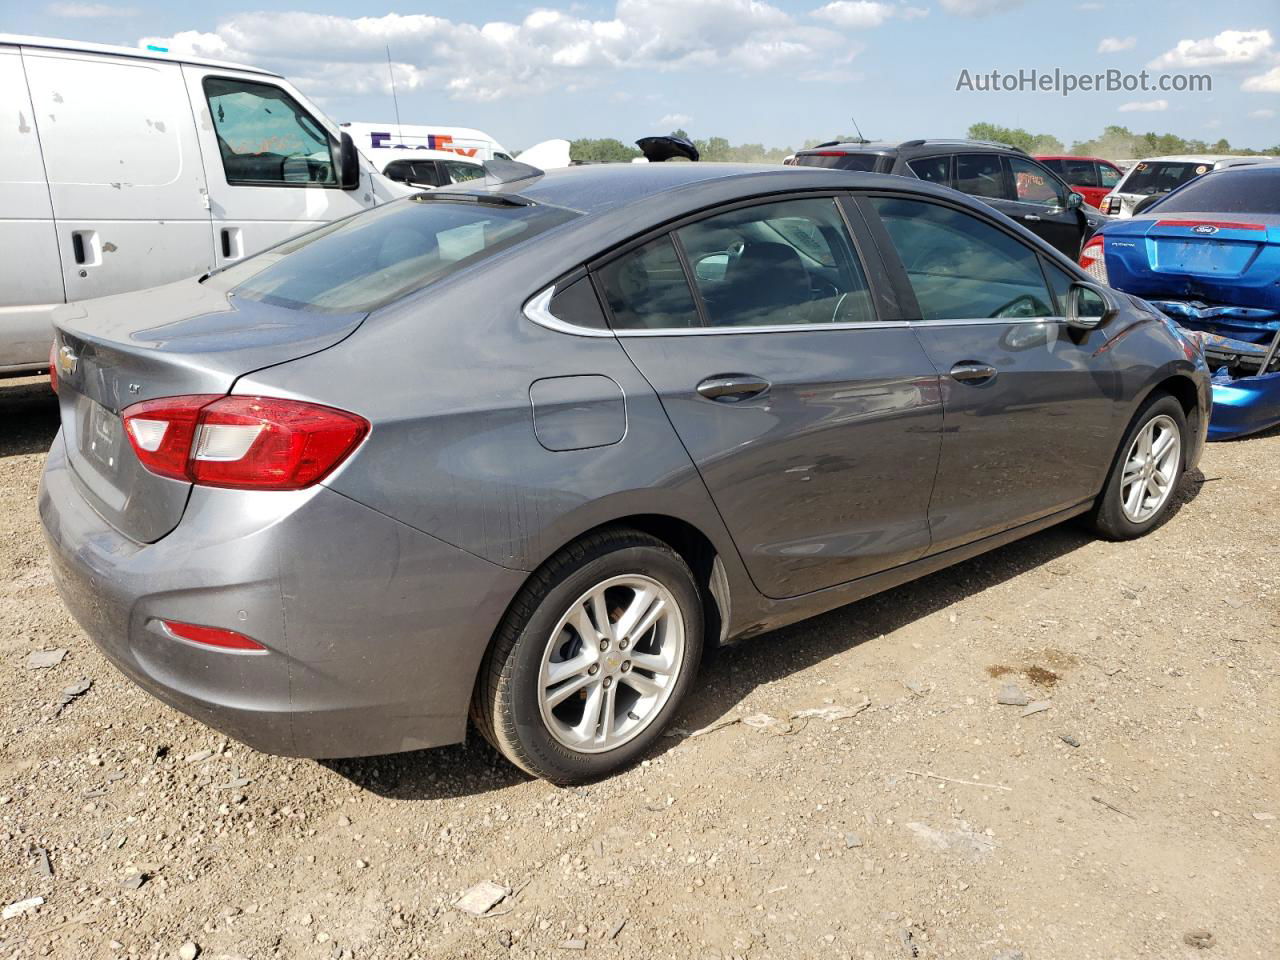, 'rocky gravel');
1,373,1277,959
